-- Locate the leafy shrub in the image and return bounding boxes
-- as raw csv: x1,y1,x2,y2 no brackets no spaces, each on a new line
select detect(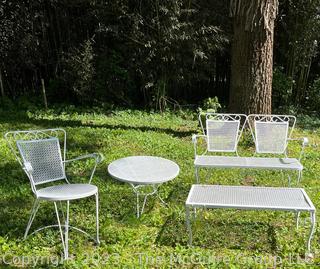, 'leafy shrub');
0,97,14,111
272,66,294,108
62,39,95,104
305,78,320,112
95,50,134,107
197,96,221,128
